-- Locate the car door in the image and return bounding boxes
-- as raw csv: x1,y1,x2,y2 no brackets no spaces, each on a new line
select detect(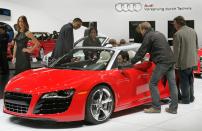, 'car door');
110,50,152,109
110,62,152,110
118,61,153,103
132,61,153,101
